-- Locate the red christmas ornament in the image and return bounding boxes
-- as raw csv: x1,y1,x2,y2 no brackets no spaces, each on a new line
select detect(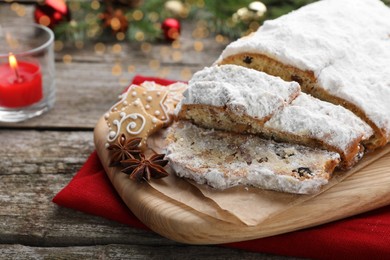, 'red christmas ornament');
161,18,181,41
34,0,71,29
